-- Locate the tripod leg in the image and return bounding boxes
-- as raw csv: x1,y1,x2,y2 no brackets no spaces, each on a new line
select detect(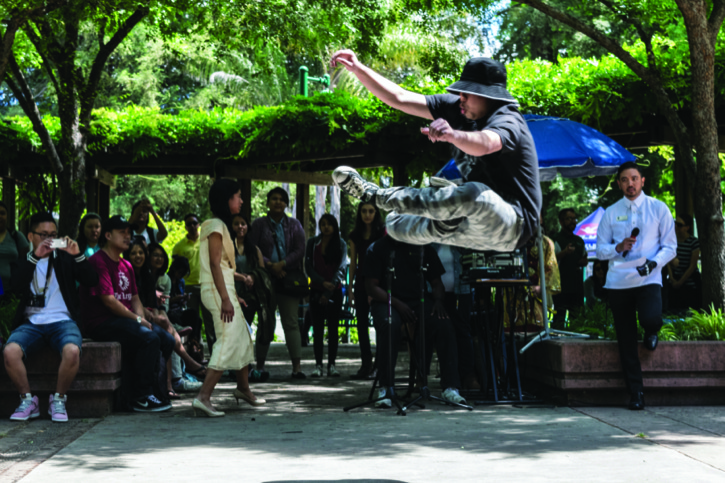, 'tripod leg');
509,287,523,401
483,293,499,402
429,395,474,411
